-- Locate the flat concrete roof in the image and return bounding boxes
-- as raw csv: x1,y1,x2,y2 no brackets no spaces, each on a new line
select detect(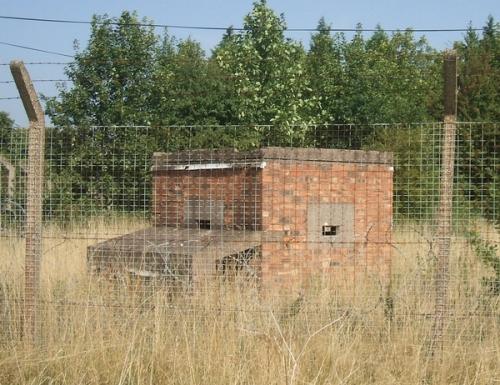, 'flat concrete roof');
88,227,262,278
152,147,393,172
